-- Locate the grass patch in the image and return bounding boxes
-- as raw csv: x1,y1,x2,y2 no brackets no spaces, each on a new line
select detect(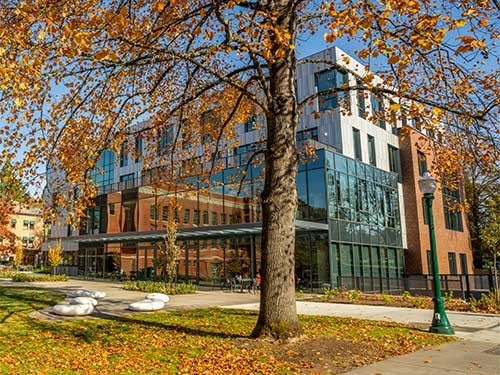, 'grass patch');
122,280,197,294
0,270,17,279
0,286,453,374
11,274,69,282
